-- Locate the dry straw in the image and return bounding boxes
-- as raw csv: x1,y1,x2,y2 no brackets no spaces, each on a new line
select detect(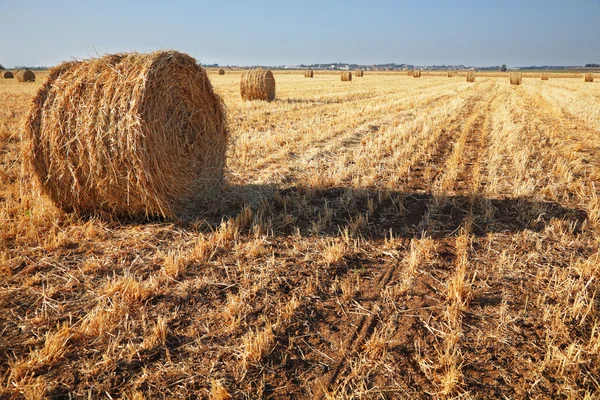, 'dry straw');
341,71,352,81
218,68,225,75
541,72,549,81
413,70,422,78
510,72,523,85
304,70,314,78
2,71,14,79
240,69,275,101
355,70,364,77
16,69,35,82
23,51,227,220
448,71,457,77
584,73,594,82
466,71,476,82
407,70,414,77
